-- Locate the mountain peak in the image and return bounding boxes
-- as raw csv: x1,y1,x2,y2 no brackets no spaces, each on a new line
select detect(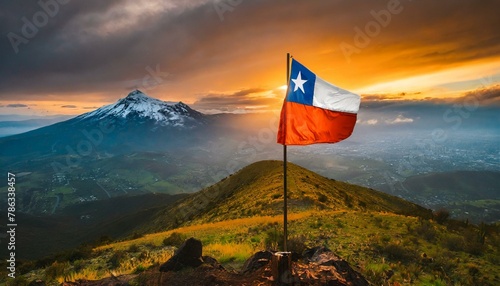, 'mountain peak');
77,90,205,127
125,89,150,100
